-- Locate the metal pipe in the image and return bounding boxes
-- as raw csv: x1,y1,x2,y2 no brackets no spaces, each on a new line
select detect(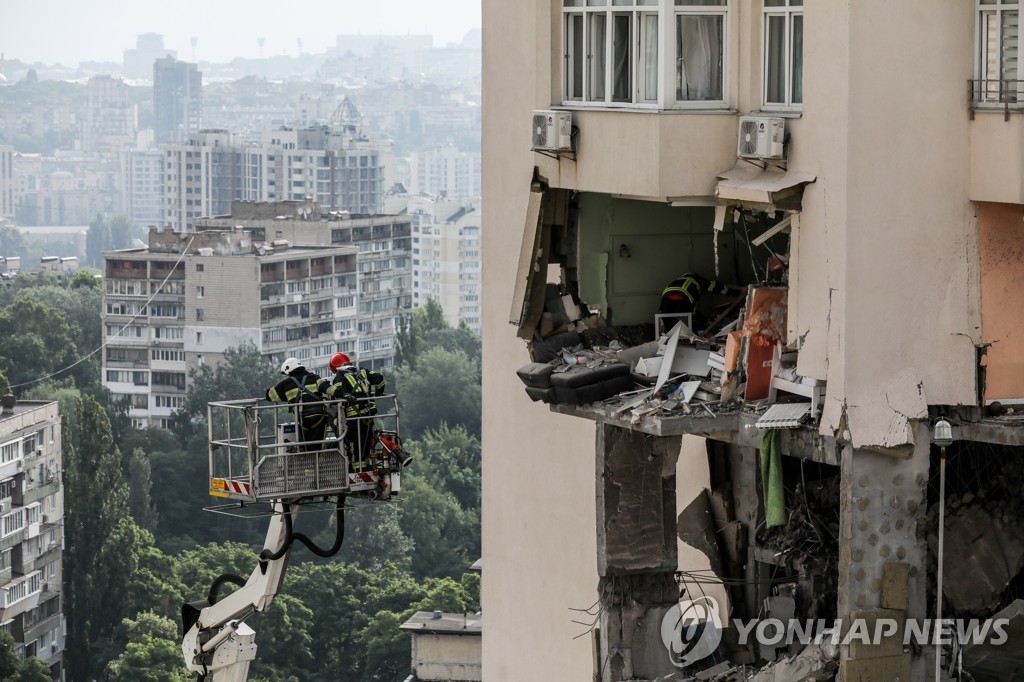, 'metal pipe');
935,449,946,682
